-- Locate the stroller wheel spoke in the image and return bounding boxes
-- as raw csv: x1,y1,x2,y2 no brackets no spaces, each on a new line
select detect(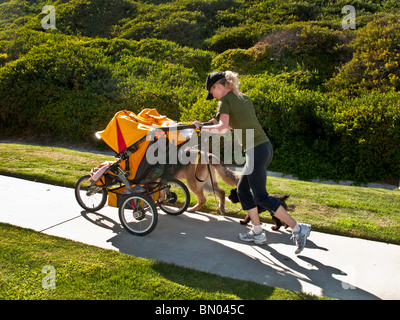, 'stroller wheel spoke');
75,175,107,212
119,194,157,236
158,179,190,216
